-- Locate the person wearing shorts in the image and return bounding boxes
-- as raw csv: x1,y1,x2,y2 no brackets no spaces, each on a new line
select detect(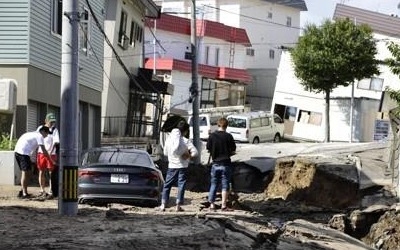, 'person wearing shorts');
14,126,54,199
36,113,60,198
